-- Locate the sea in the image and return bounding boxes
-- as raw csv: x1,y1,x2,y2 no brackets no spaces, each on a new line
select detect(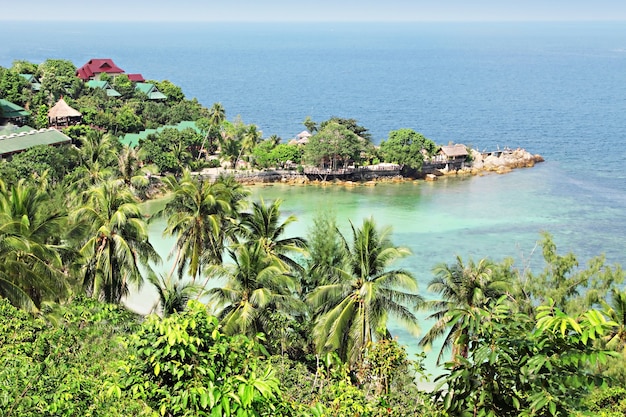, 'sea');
1,21,625,379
